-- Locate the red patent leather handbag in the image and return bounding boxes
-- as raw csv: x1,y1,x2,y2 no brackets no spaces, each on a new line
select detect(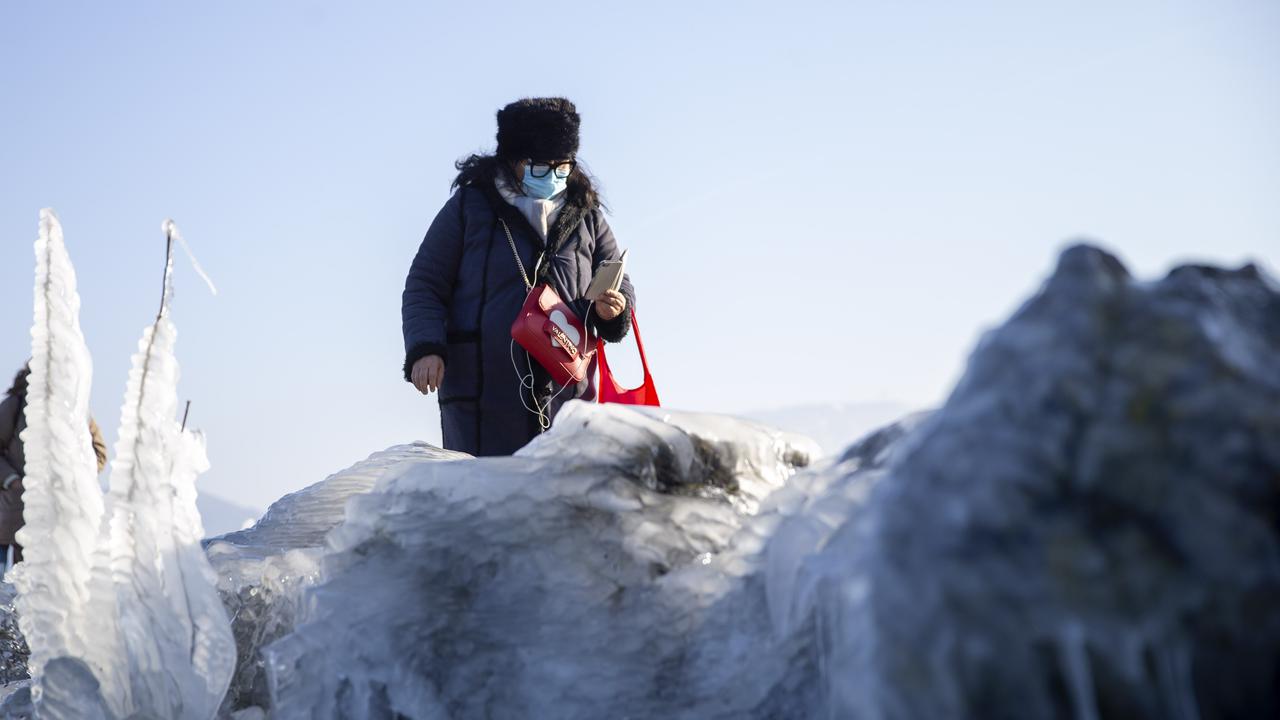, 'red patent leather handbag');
501,220,594,386
511,283,594,386
598,310,661,406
